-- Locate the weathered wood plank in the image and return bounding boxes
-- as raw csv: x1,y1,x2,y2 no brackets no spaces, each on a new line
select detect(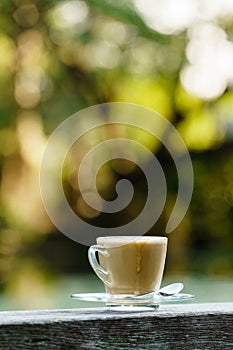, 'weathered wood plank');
0,303,232,349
